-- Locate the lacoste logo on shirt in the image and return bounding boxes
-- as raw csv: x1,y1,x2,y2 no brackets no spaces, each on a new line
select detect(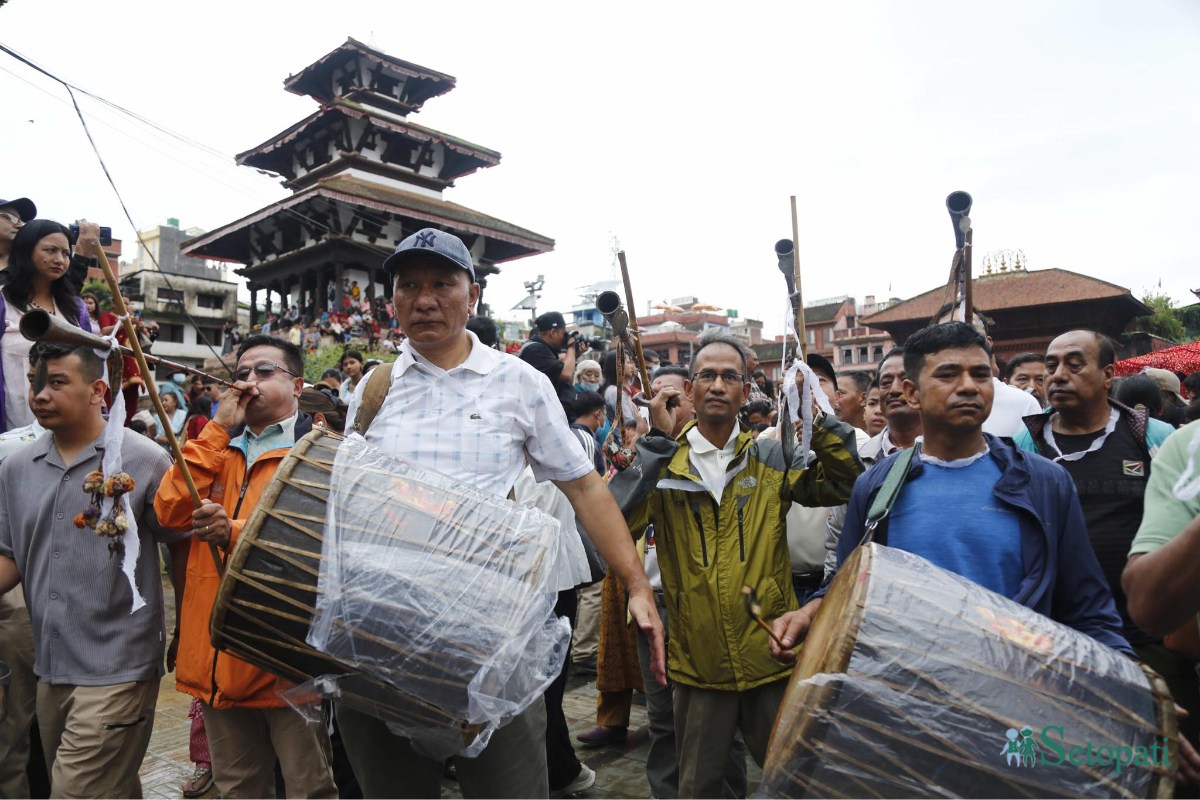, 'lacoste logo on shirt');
1122,460,1144,477
469,413,482,420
